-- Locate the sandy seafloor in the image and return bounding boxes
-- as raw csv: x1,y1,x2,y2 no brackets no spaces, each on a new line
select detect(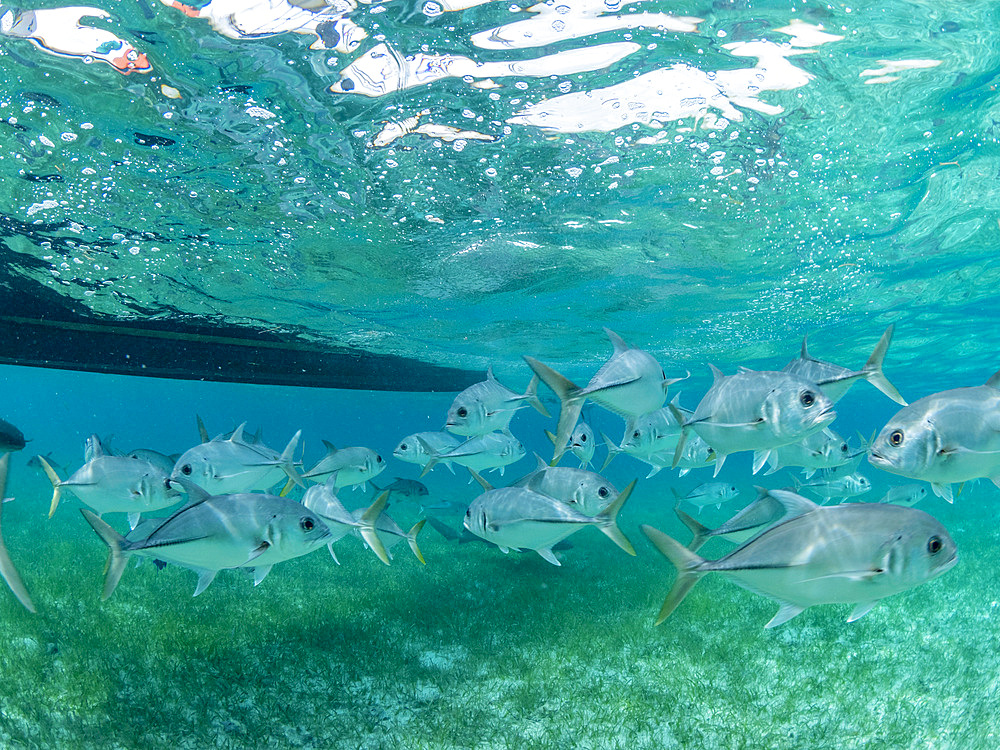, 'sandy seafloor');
0,363,996,749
